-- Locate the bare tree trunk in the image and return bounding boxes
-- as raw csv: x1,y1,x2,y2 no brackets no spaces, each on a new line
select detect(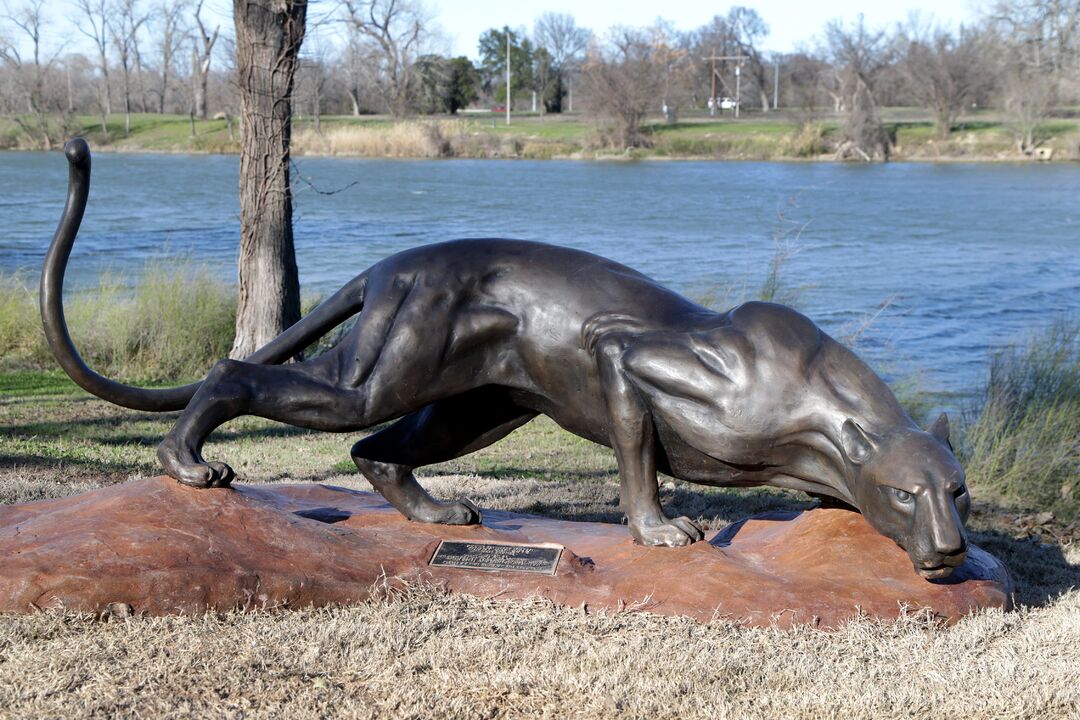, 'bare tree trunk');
192,46,208,118
230,0,307,359
75,0,112,116
191,0,219,120
191,46,205,118
156,0,184,114
934,106,952,140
